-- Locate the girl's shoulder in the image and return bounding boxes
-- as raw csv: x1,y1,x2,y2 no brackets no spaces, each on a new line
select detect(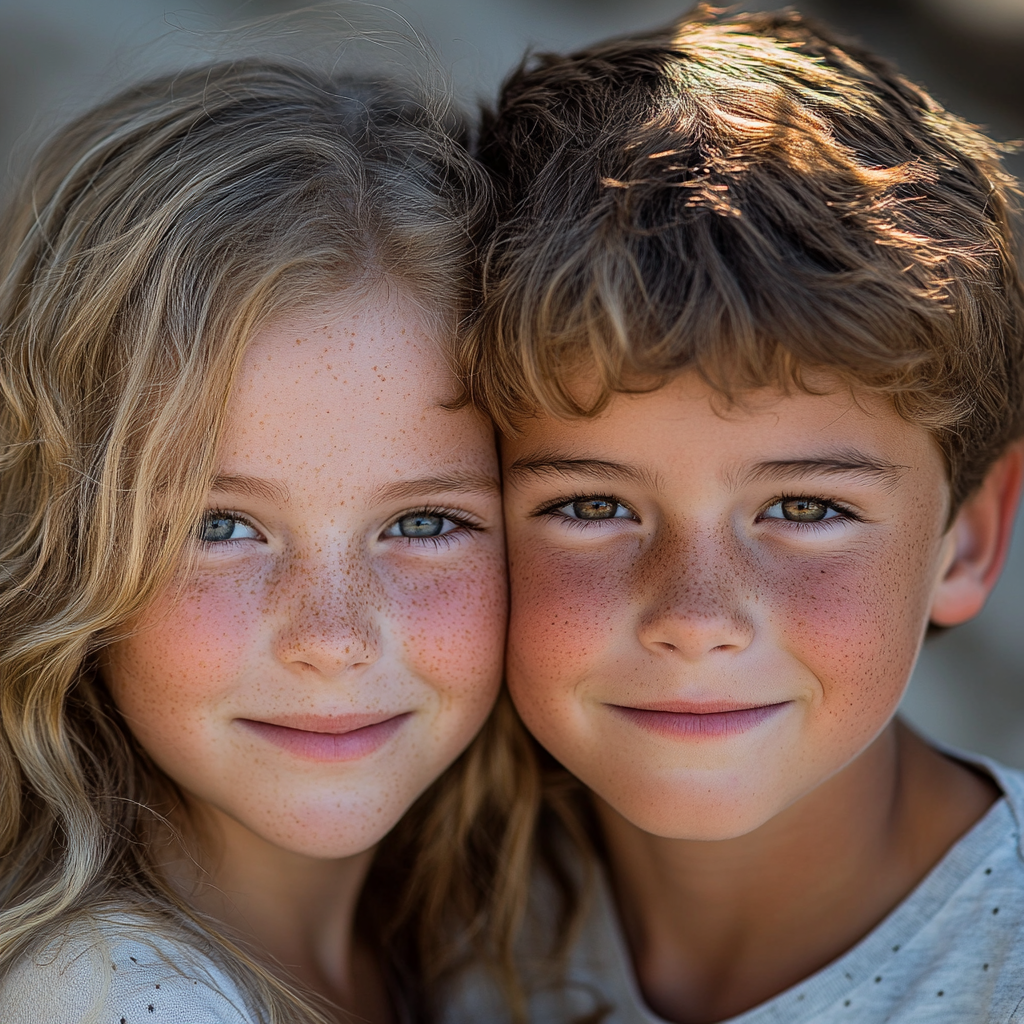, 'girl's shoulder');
0,907,256,1024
